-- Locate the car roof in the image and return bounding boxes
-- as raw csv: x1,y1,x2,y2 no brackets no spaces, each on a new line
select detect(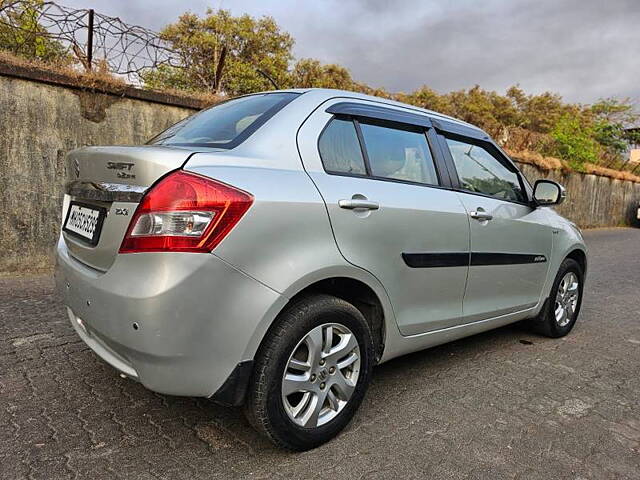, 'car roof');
257,88,483,134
